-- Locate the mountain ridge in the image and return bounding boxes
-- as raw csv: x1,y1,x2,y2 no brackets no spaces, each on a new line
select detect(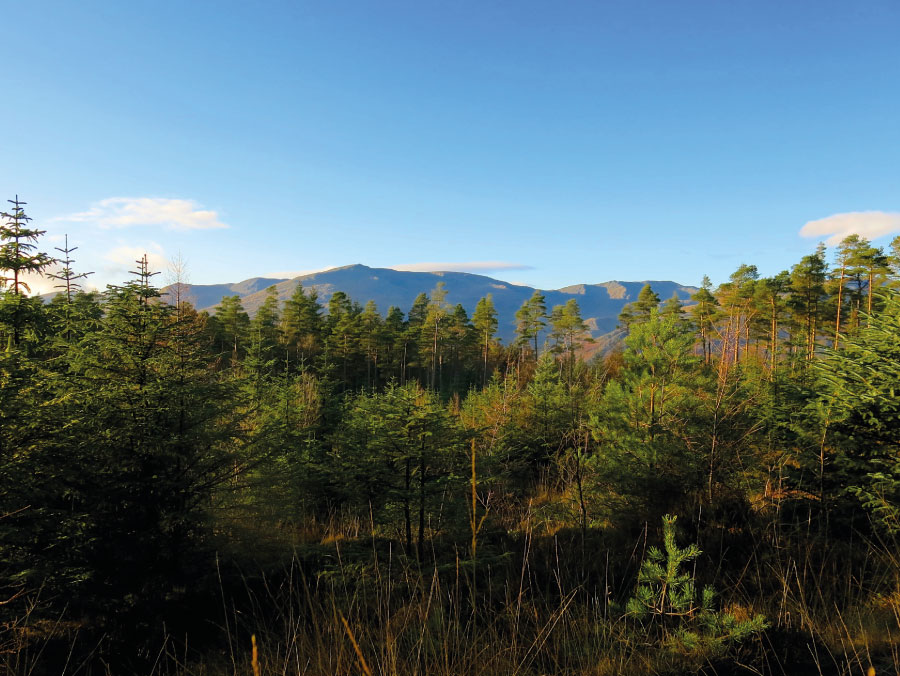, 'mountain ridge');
165,264,697,343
